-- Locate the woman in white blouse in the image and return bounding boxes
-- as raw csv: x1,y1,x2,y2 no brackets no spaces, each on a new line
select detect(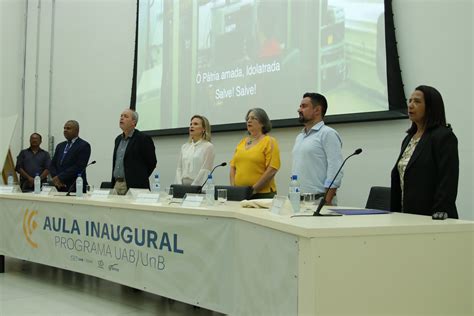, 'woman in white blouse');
175,115,215,186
